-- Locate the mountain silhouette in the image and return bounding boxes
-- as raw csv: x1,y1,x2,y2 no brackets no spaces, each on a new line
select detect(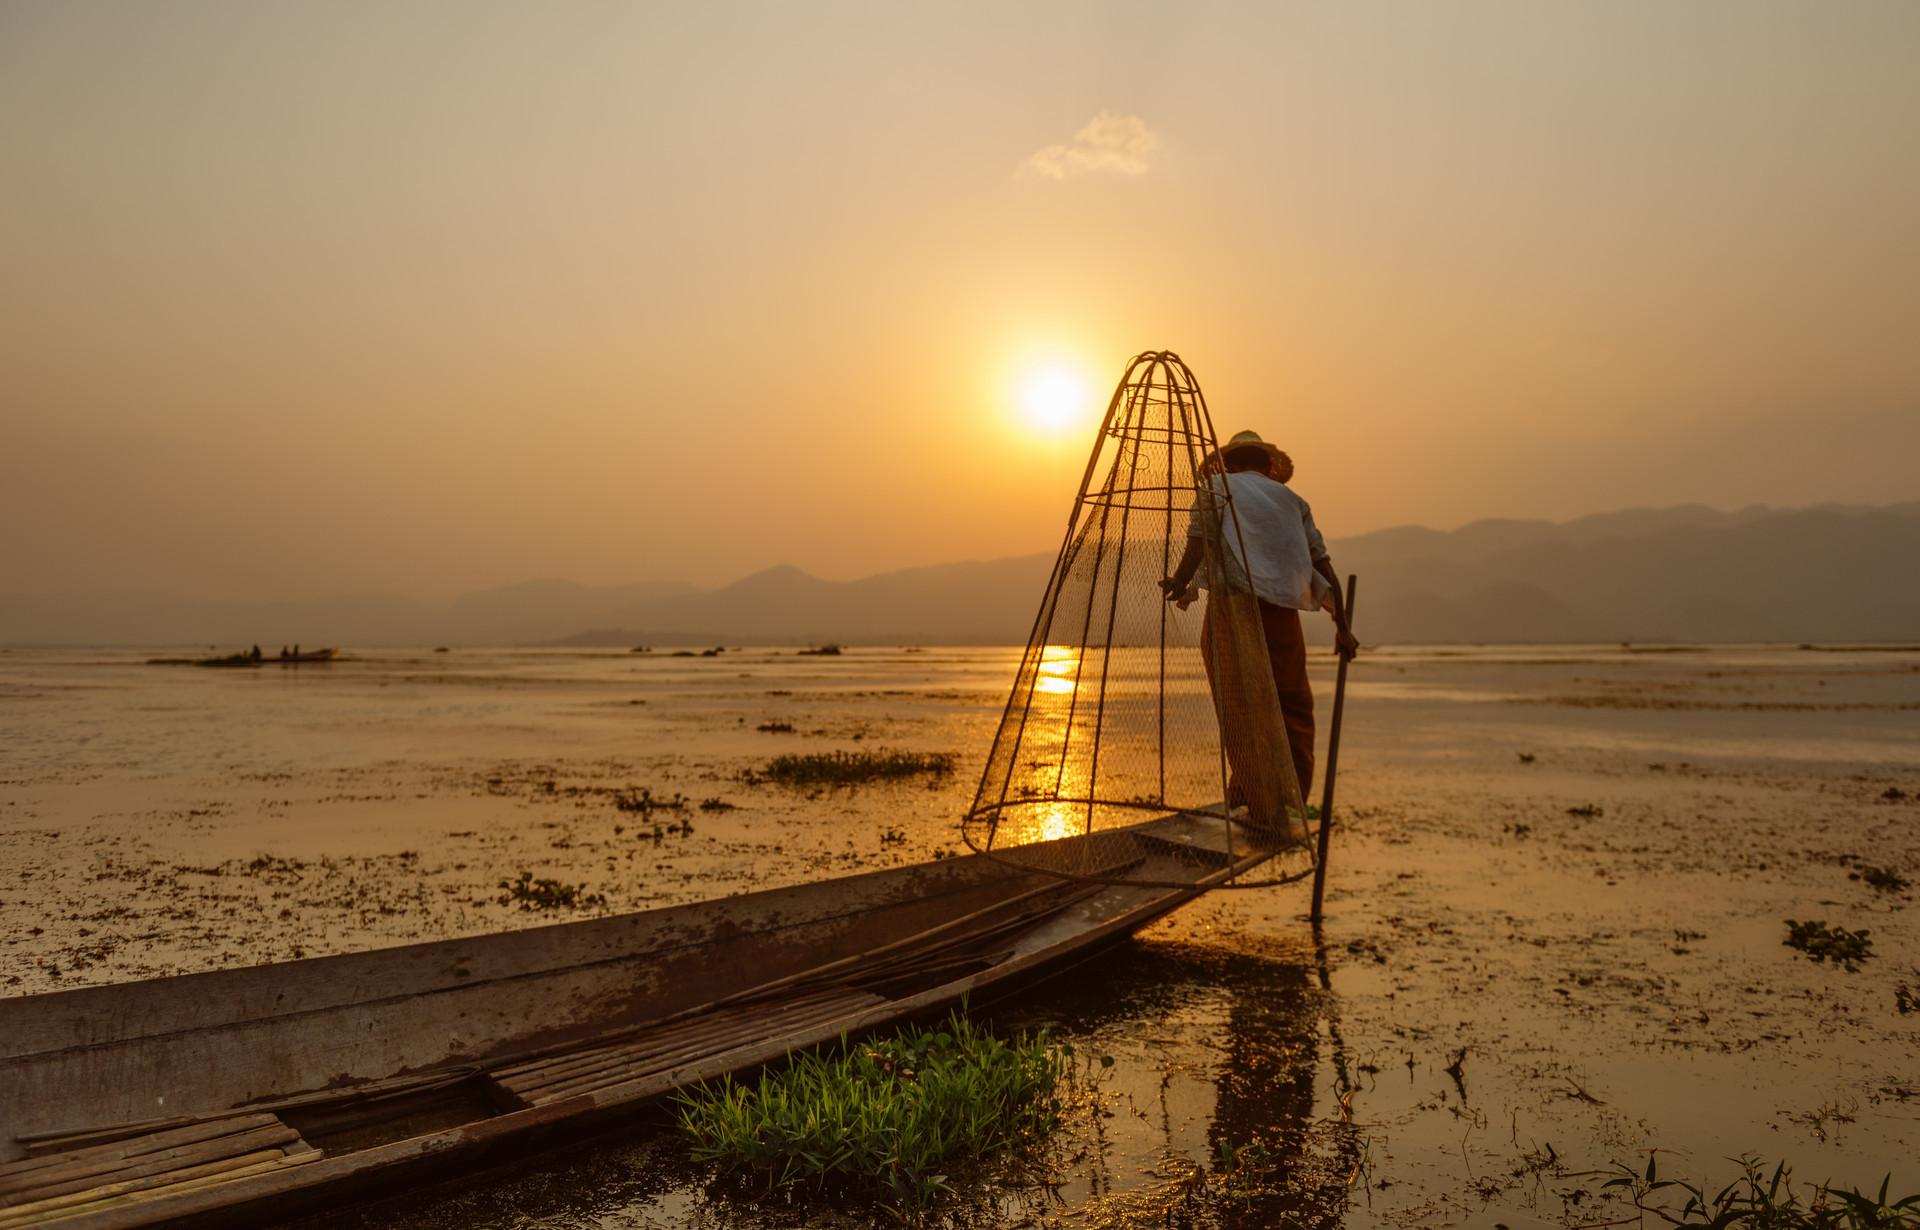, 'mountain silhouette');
4,504,1915,646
